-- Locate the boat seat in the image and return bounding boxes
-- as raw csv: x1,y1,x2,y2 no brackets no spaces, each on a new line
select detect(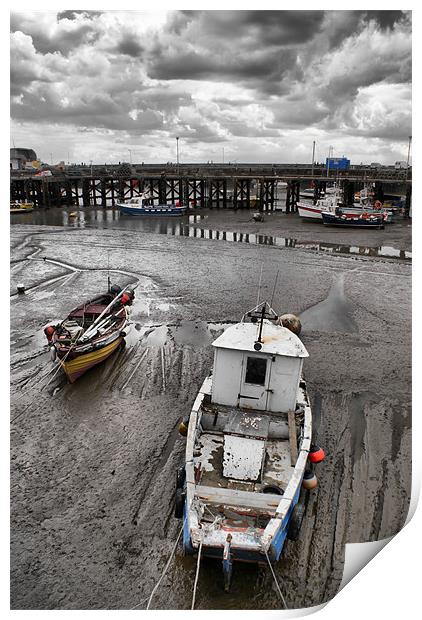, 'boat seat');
70,304,108,317
195,484,281,512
